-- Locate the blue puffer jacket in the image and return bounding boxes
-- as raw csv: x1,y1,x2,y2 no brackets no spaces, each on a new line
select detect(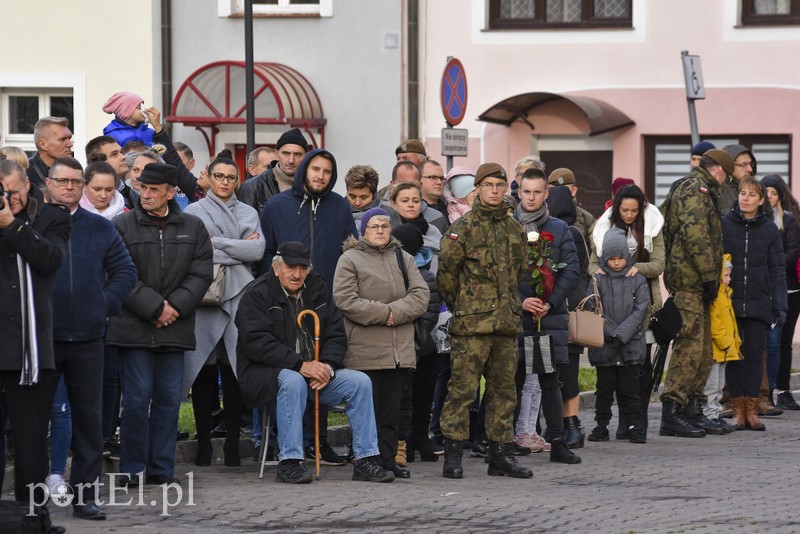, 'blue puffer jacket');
103,119,154,148
515,212,579,365
53,207,137,342
259,148,357,289
722,204,787,324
